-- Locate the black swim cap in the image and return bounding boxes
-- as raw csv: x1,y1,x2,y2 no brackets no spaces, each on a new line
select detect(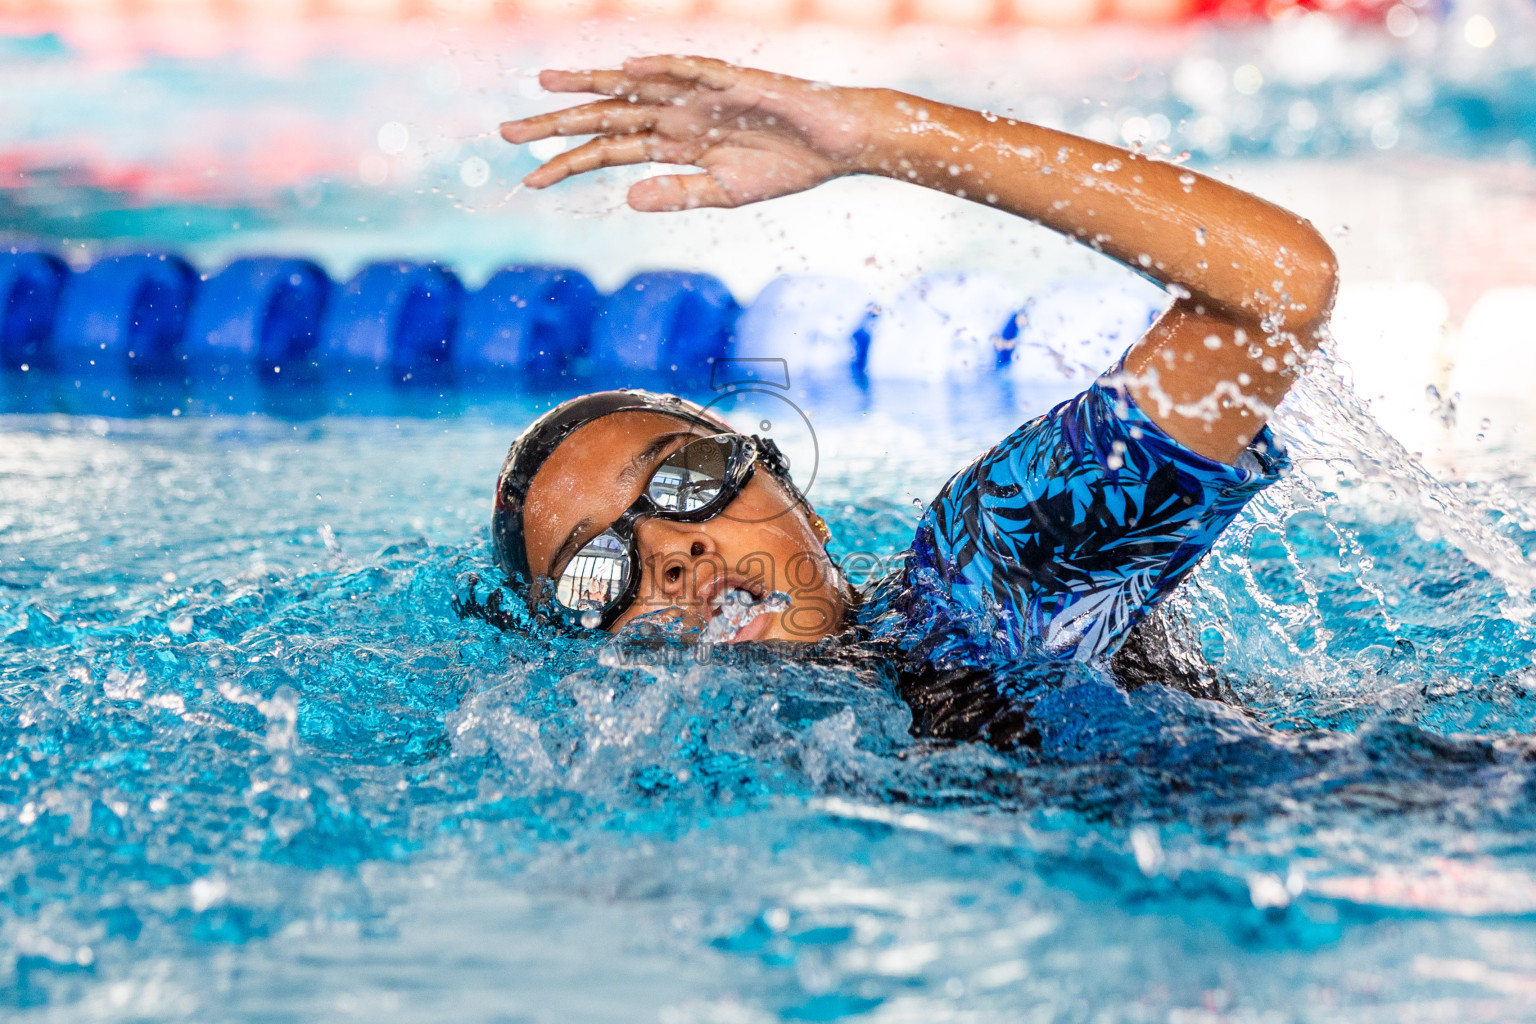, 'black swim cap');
491,390,736,589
